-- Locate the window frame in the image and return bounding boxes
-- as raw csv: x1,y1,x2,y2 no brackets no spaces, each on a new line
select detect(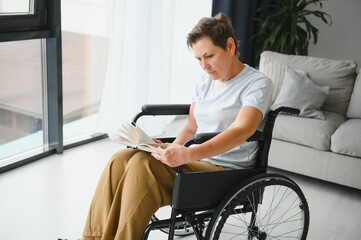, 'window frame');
0,0,61,173
0,0,49,42
0,0,107,173
0,0,46,31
